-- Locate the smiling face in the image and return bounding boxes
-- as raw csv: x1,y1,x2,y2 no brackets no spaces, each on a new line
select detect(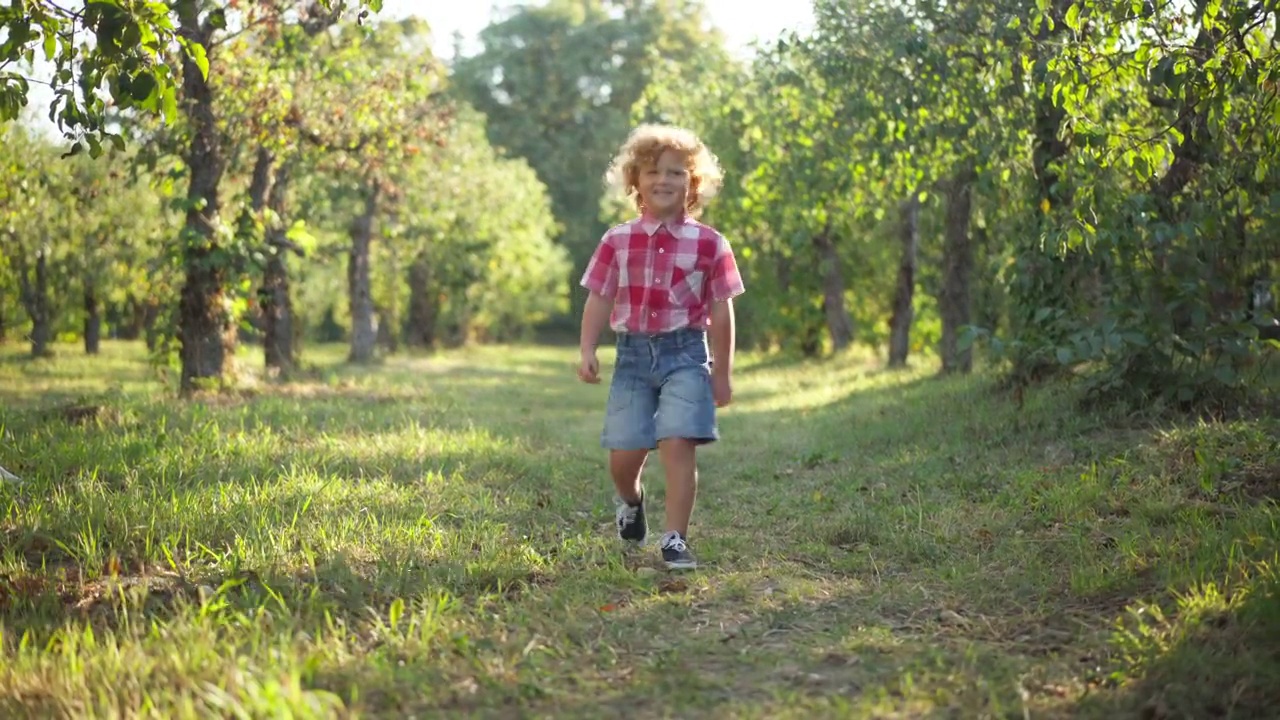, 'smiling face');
637,148,692,220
